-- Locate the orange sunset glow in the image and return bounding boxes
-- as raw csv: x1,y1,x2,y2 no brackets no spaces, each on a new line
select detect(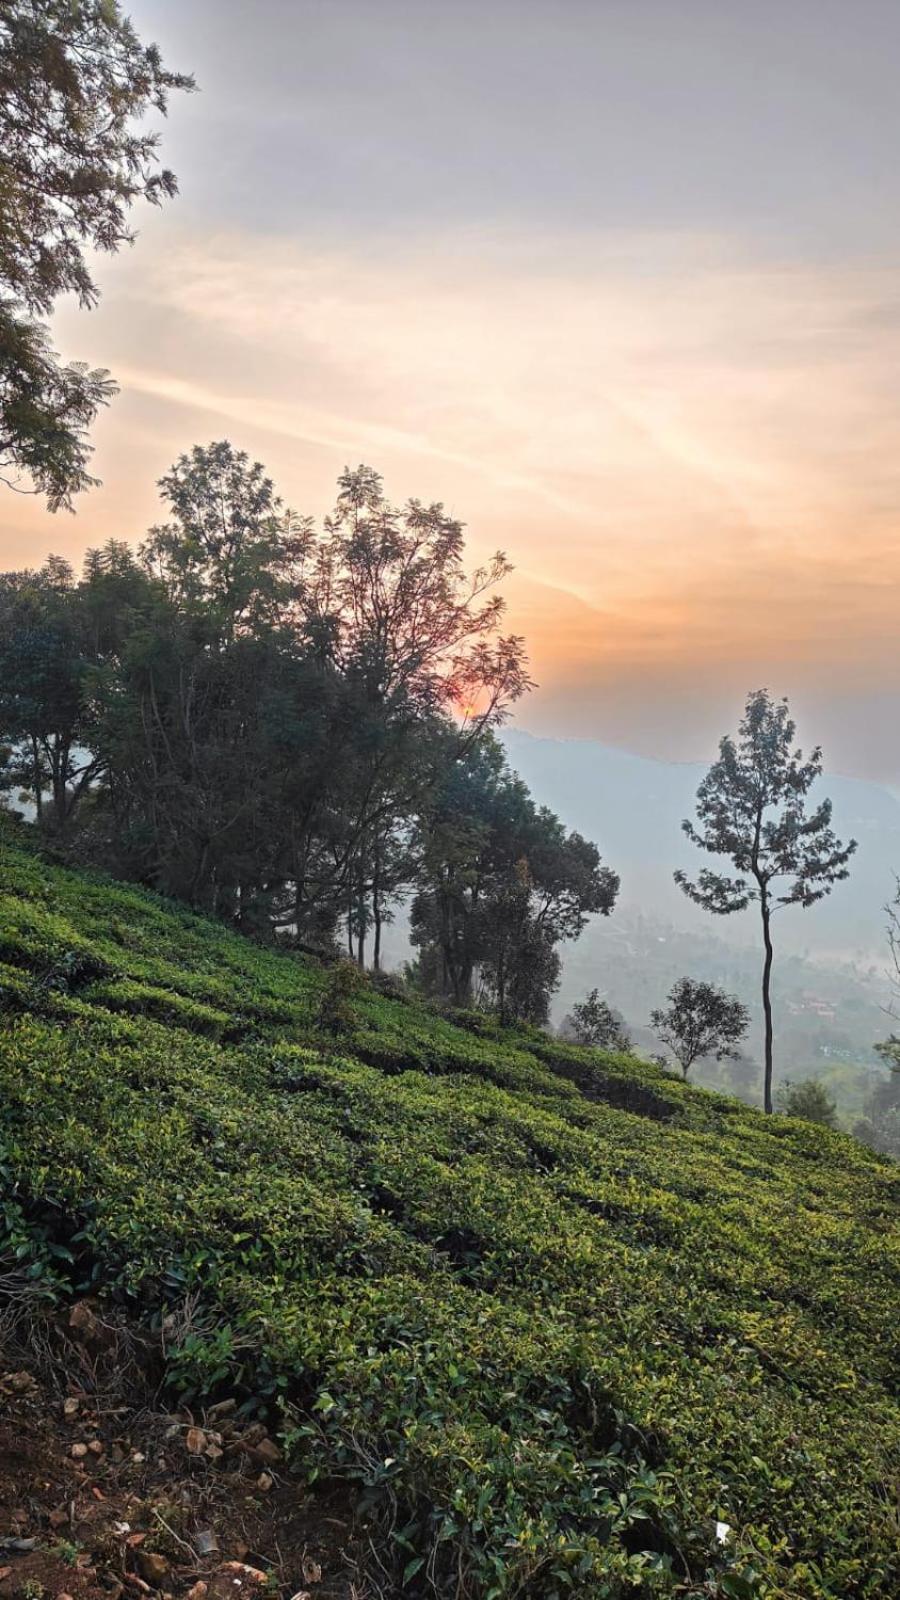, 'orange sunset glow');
4,1,900,777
